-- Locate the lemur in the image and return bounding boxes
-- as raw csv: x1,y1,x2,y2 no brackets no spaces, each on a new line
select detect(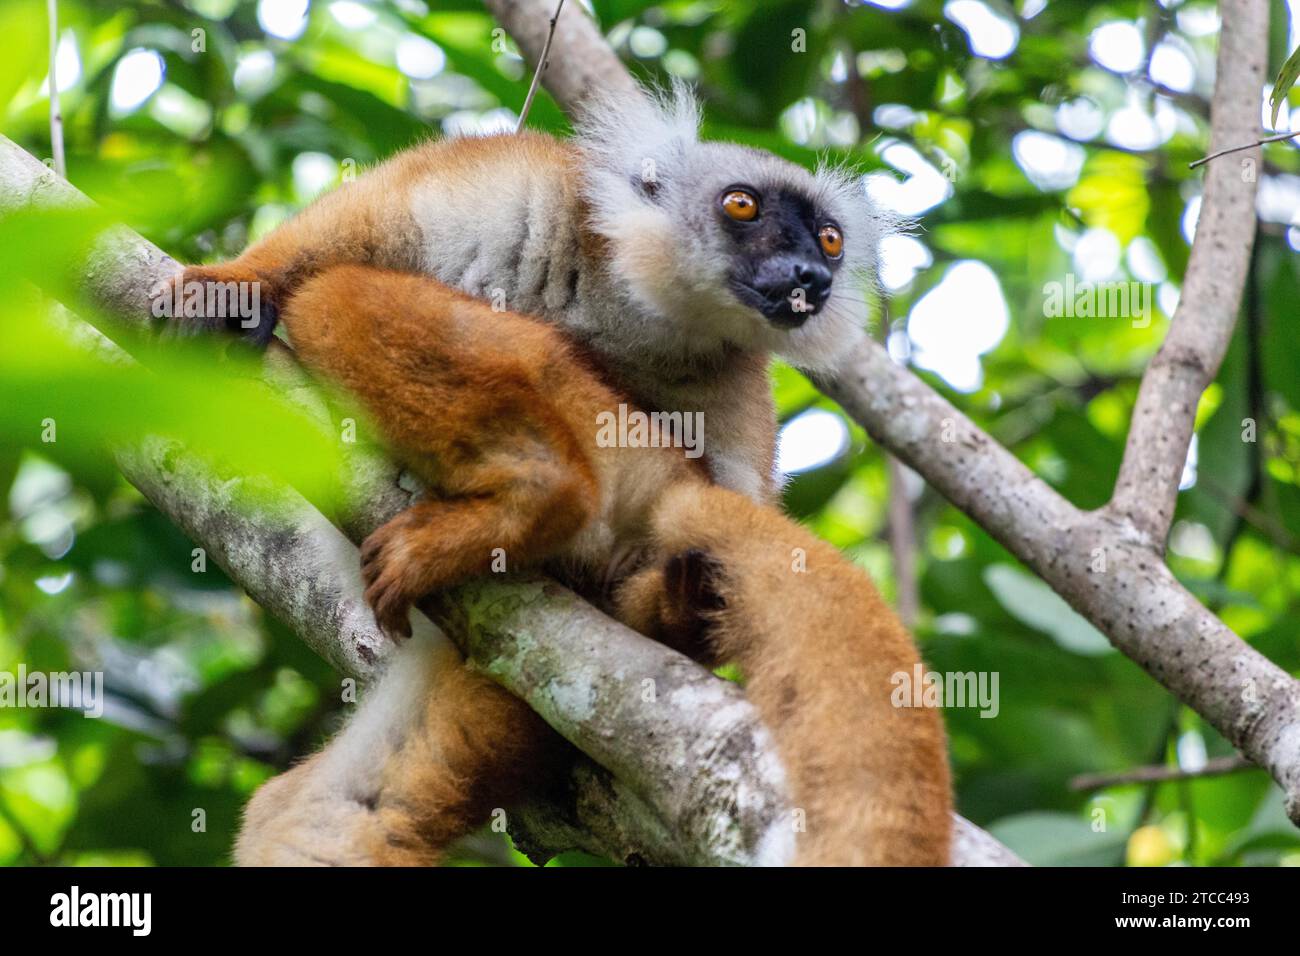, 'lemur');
168,84,939,863
168,84,881,504
233,265,951,866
